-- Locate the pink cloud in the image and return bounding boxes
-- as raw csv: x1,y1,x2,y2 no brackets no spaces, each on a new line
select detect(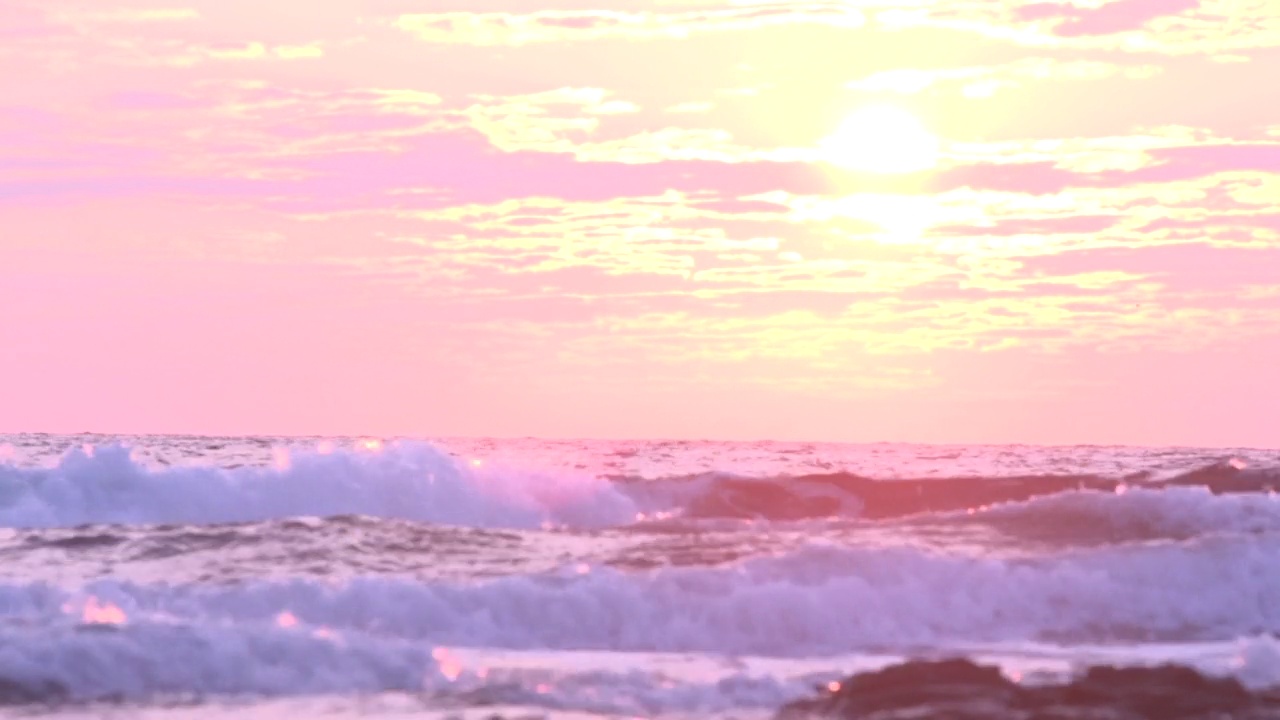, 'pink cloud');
1014,243,1280,291
1138,212,1280,235
930,214,1120,237
928,161,1079,195
281,129,838,208
1014,0,1201,36
395,5,865,45
1128,143,1280,180
924,142,1280,196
